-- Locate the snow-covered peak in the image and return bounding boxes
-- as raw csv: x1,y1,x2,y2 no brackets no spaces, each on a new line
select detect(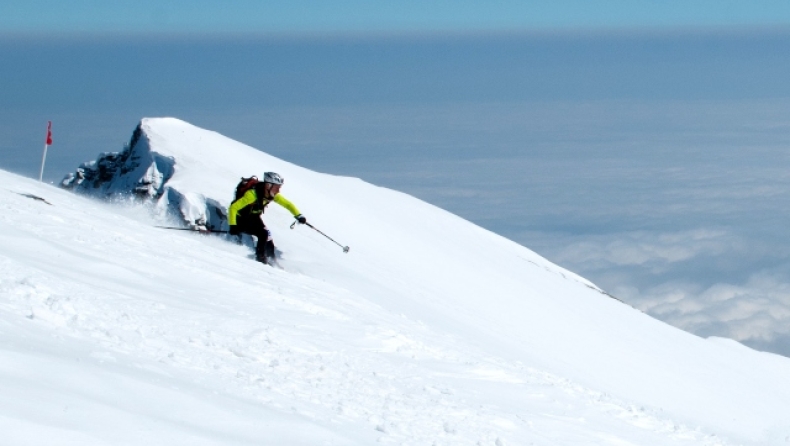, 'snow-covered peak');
61,117,293,229
4,117,790,444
